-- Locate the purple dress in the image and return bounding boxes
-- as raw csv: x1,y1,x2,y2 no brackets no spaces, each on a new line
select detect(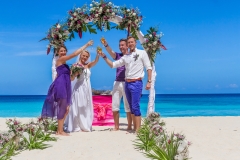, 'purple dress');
41,64,71,120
